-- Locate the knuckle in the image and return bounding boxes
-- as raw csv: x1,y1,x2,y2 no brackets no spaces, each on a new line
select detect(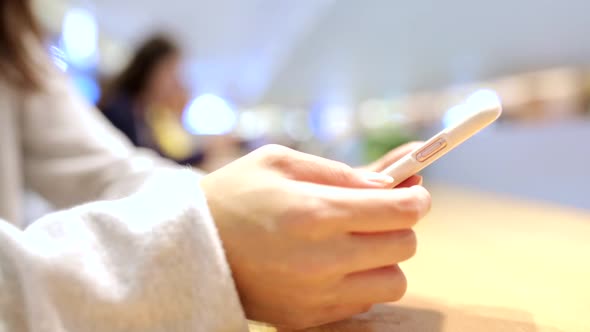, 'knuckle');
387,229,418,263
394,230,418,261
389,267,408,301
329,167,351,184
260,143,290,156
331,161,354,176
258,144,292,167
371,266,408,303
376,230,418,264
397,188,431,224
395,198,421,224
415,186,433,213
